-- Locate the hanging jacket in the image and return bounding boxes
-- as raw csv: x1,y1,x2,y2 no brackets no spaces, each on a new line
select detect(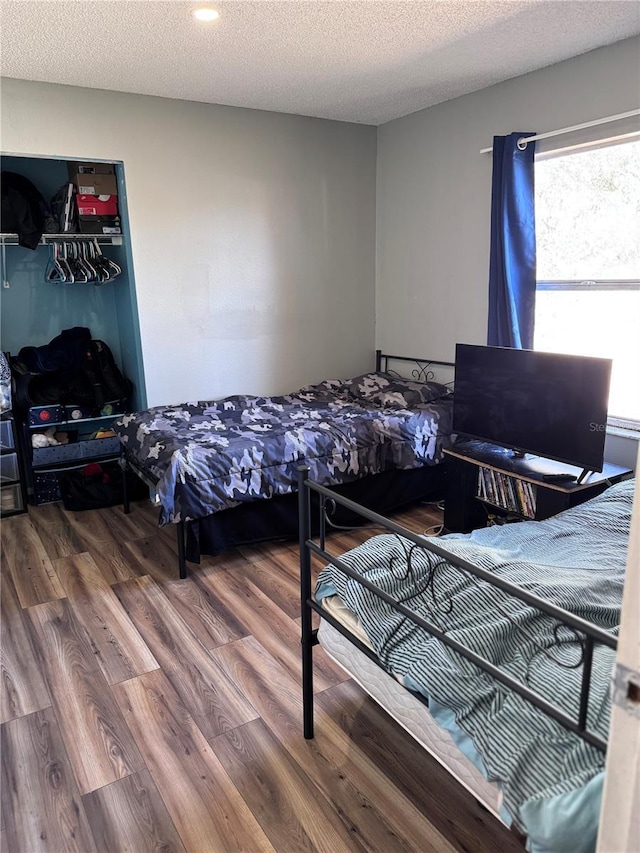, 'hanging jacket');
1,171,51,249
